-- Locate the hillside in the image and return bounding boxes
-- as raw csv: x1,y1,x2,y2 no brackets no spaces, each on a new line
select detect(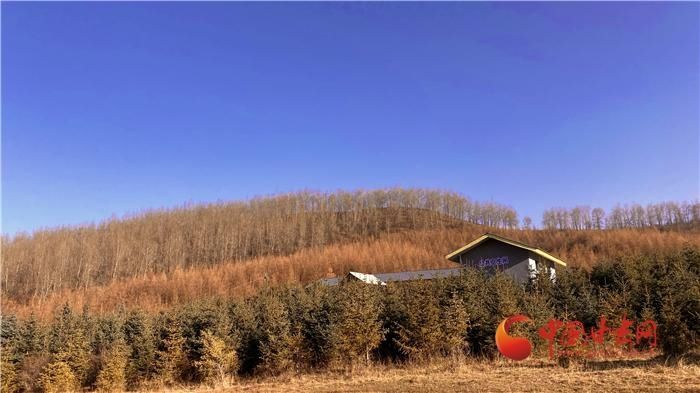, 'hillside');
3,188,700,320
3,239,698,392
3,189,700,393
2,189,517,302
5,225,699,320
